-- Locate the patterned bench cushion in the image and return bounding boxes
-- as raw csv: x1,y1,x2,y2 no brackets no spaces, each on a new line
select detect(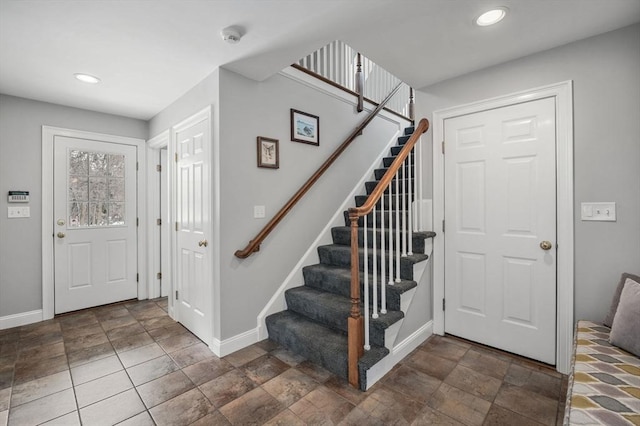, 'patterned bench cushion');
564,320,640,425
